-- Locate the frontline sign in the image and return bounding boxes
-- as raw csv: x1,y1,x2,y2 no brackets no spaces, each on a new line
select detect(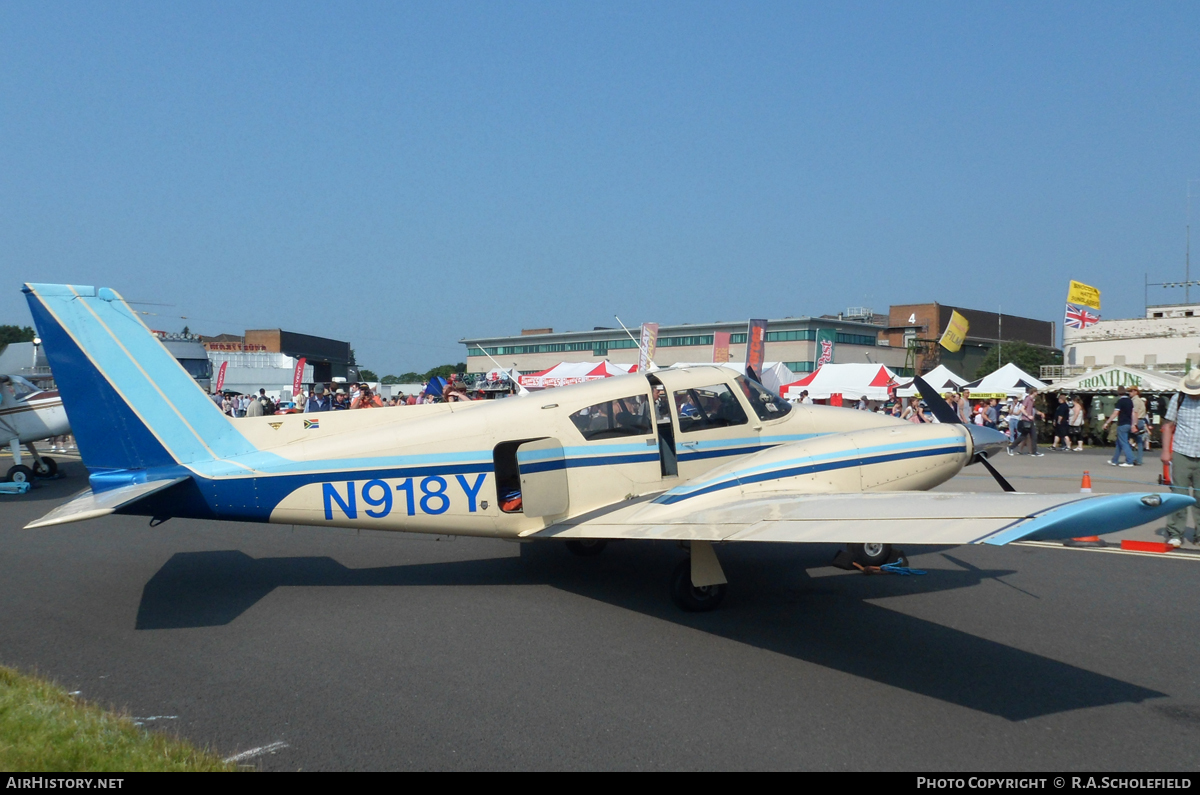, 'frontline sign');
1076,369,1145,390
